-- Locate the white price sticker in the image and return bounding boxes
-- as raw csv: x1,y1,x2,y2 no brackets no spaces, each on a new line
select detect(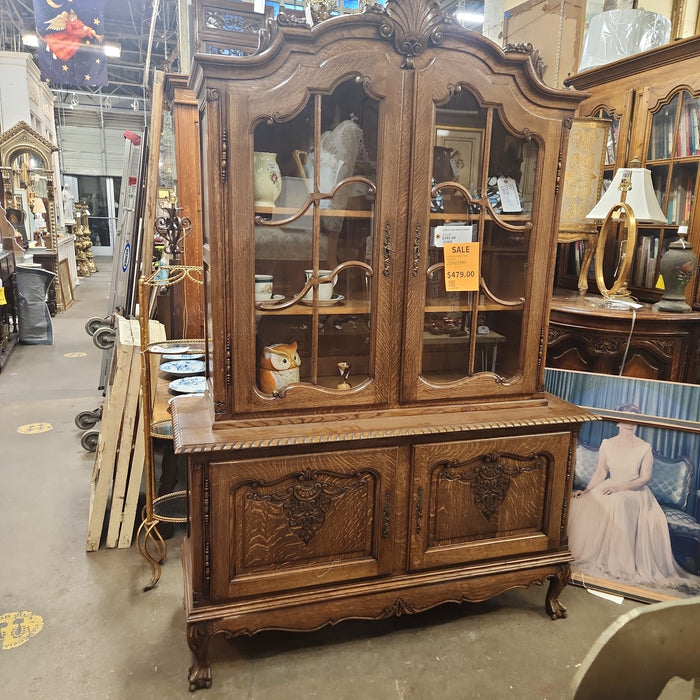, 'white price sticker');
433,224,476,248
497,177,522,213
